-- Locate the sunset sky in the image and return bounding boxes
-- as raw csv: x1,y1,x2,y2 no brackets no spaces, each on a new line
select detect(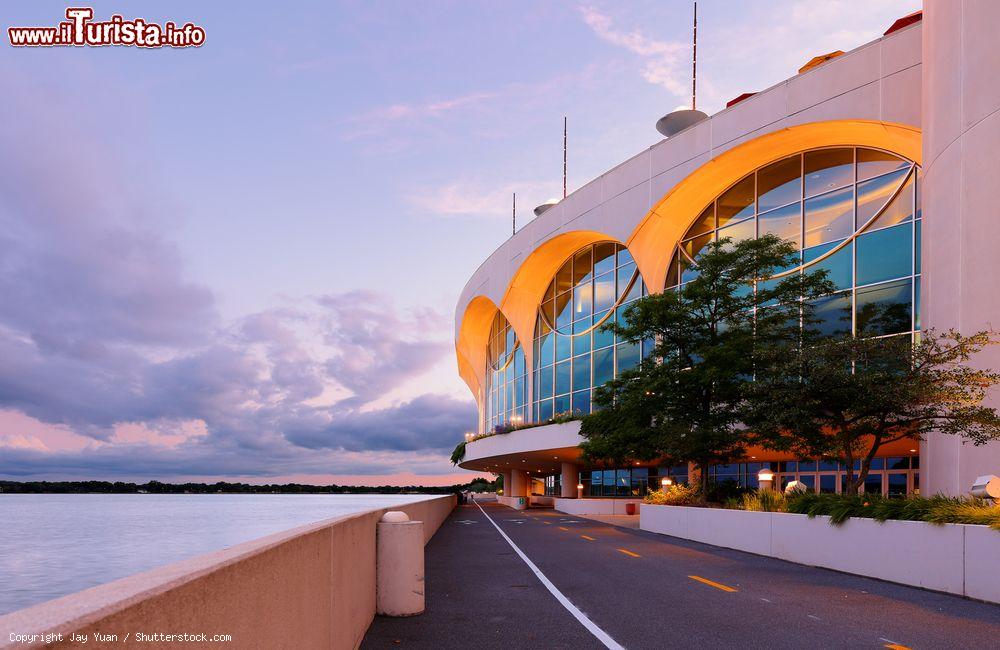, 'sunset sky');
0,0,919,485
